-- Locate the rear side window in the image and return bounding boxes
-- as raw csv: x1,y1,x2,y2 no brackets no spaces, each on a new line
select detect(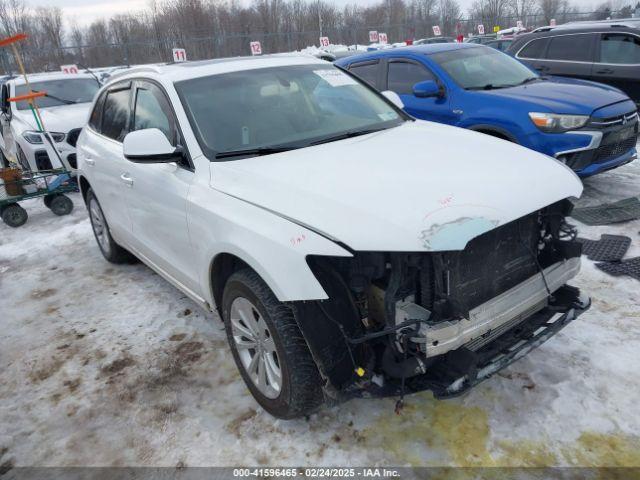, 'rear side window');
349,61,379,87
600,33,640,64
101,88,131,142
546,34,592,62
387,61,435,95
518,38,548,59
